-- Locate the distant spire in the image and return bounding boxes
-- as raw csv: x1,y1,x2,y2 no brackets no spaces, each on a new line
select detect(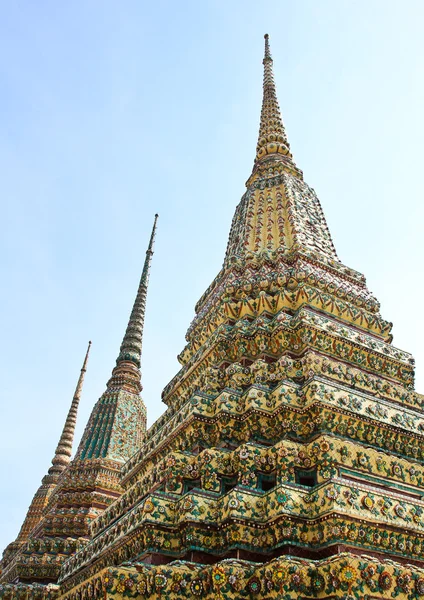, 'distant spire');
116,214,158,370
77,216,157,460
255,34,292,164
48,341,91,476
